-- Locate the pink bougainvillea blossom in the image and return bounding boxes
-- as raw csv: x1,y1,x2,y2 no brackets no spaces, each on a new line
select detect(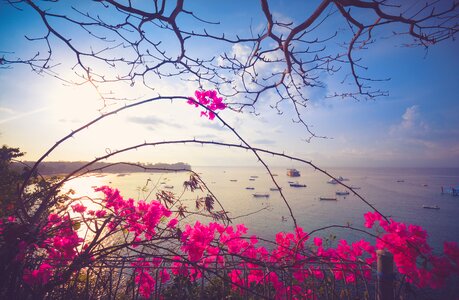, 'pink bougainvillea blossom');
71,203,87,213
187,89,226,120
11,185,458,298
